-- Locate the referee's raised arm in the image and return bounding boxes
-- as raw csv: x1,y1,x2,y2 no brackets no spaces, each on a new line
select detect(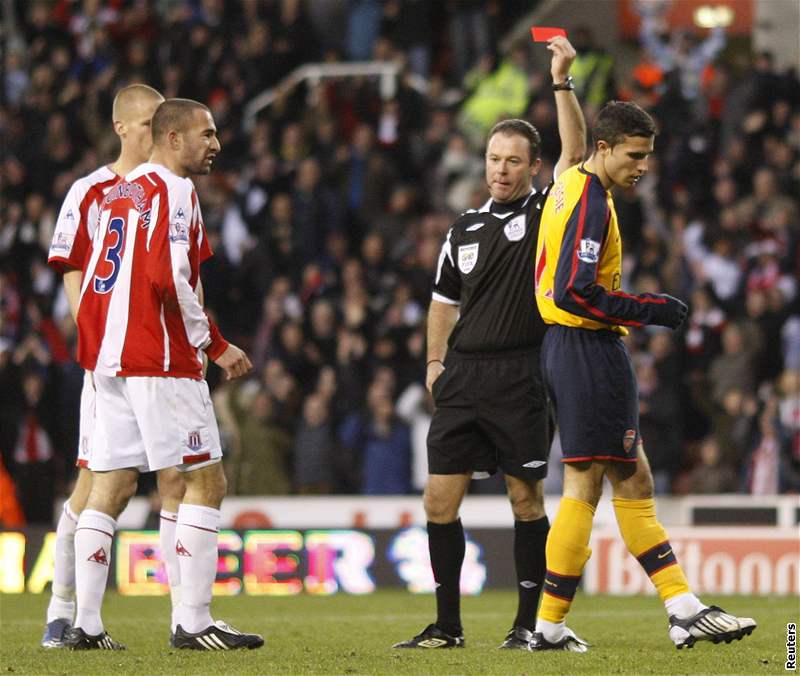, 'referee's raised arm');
546,36,587,178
